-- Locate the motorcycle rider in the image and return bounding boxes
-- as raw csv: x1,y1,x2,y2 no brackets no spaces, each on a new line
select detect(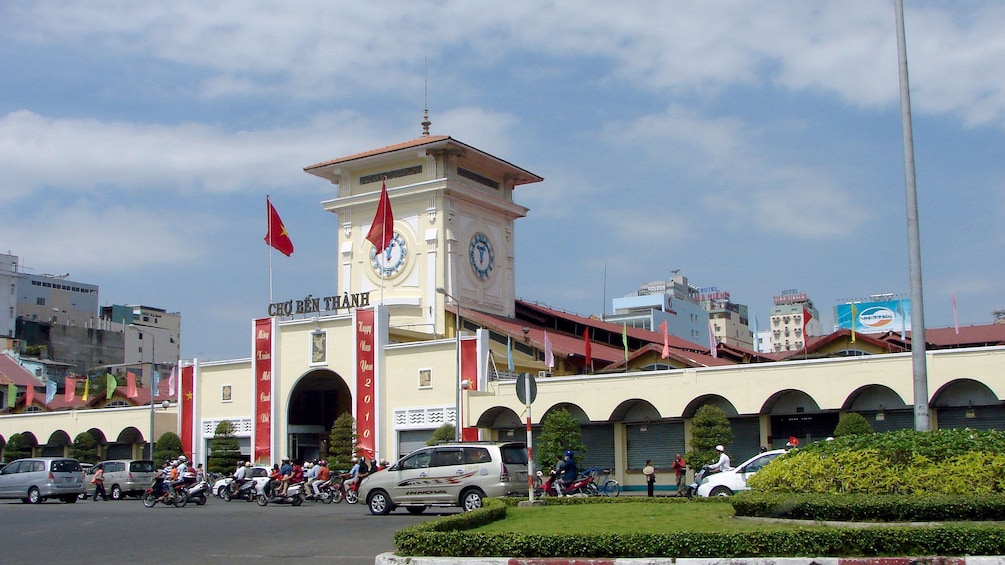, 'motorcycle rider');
277,457,294,497
312,460,330,498
559,450,578,496
706,445,732,474
341,457,362,491
172,456,197,495
303,461,318,498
